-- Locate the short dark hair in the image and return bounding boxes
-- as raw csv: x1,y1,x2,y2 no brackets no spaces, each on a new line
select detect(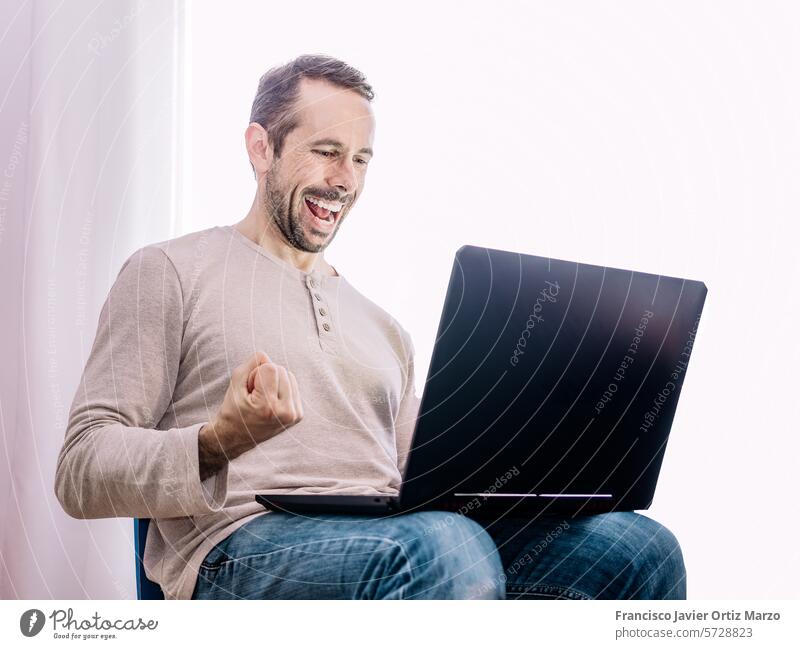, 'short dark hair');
248,54,375,176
